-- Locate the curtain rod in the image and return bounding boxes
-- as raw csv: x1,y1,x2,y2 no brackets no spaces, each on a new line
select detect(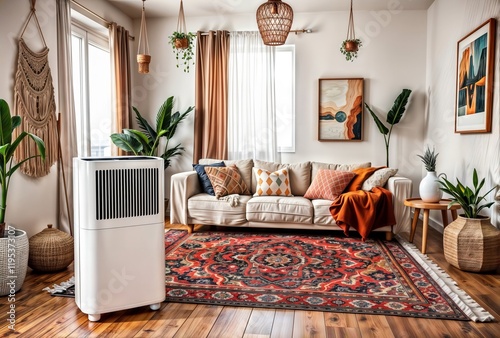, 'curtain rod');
71,0,135,41
199,29,313,36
